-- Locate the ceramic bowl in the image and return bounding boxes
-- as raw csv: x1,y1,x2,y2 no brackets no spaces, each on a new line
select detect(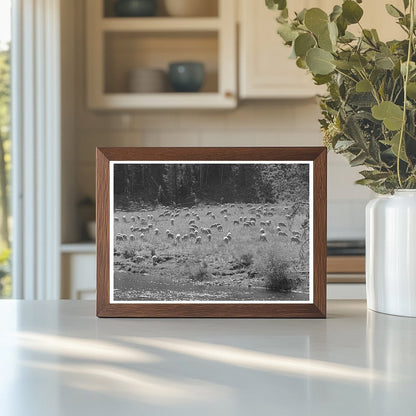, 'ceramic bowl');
168,62,205,92
128,68,167,93
164,0,218,17
114,0,158,17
